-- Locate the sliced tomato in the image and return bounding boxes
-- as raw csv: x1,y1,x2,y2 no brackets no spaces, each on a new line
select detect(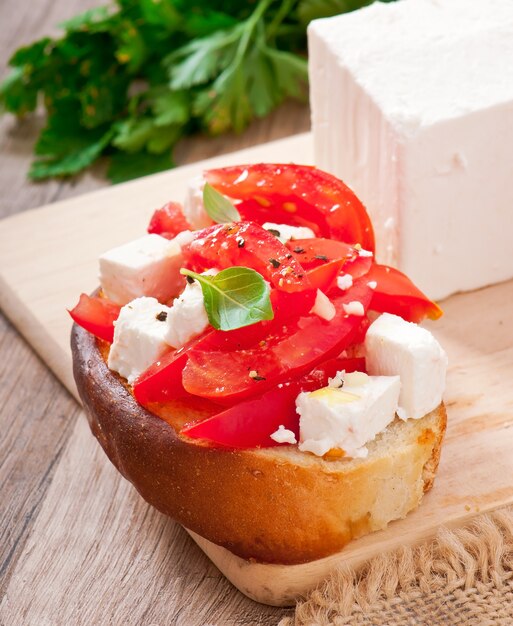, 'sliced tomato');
286,237,372,289
305,259,344,293
343,253,373,279
286,238,355,270
147,202,191,239
367,264,443,323
181,356,366,448
68,294,121,343
183,221,310,293
182,381,303,448
205,164,375,251
182,279,373,403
